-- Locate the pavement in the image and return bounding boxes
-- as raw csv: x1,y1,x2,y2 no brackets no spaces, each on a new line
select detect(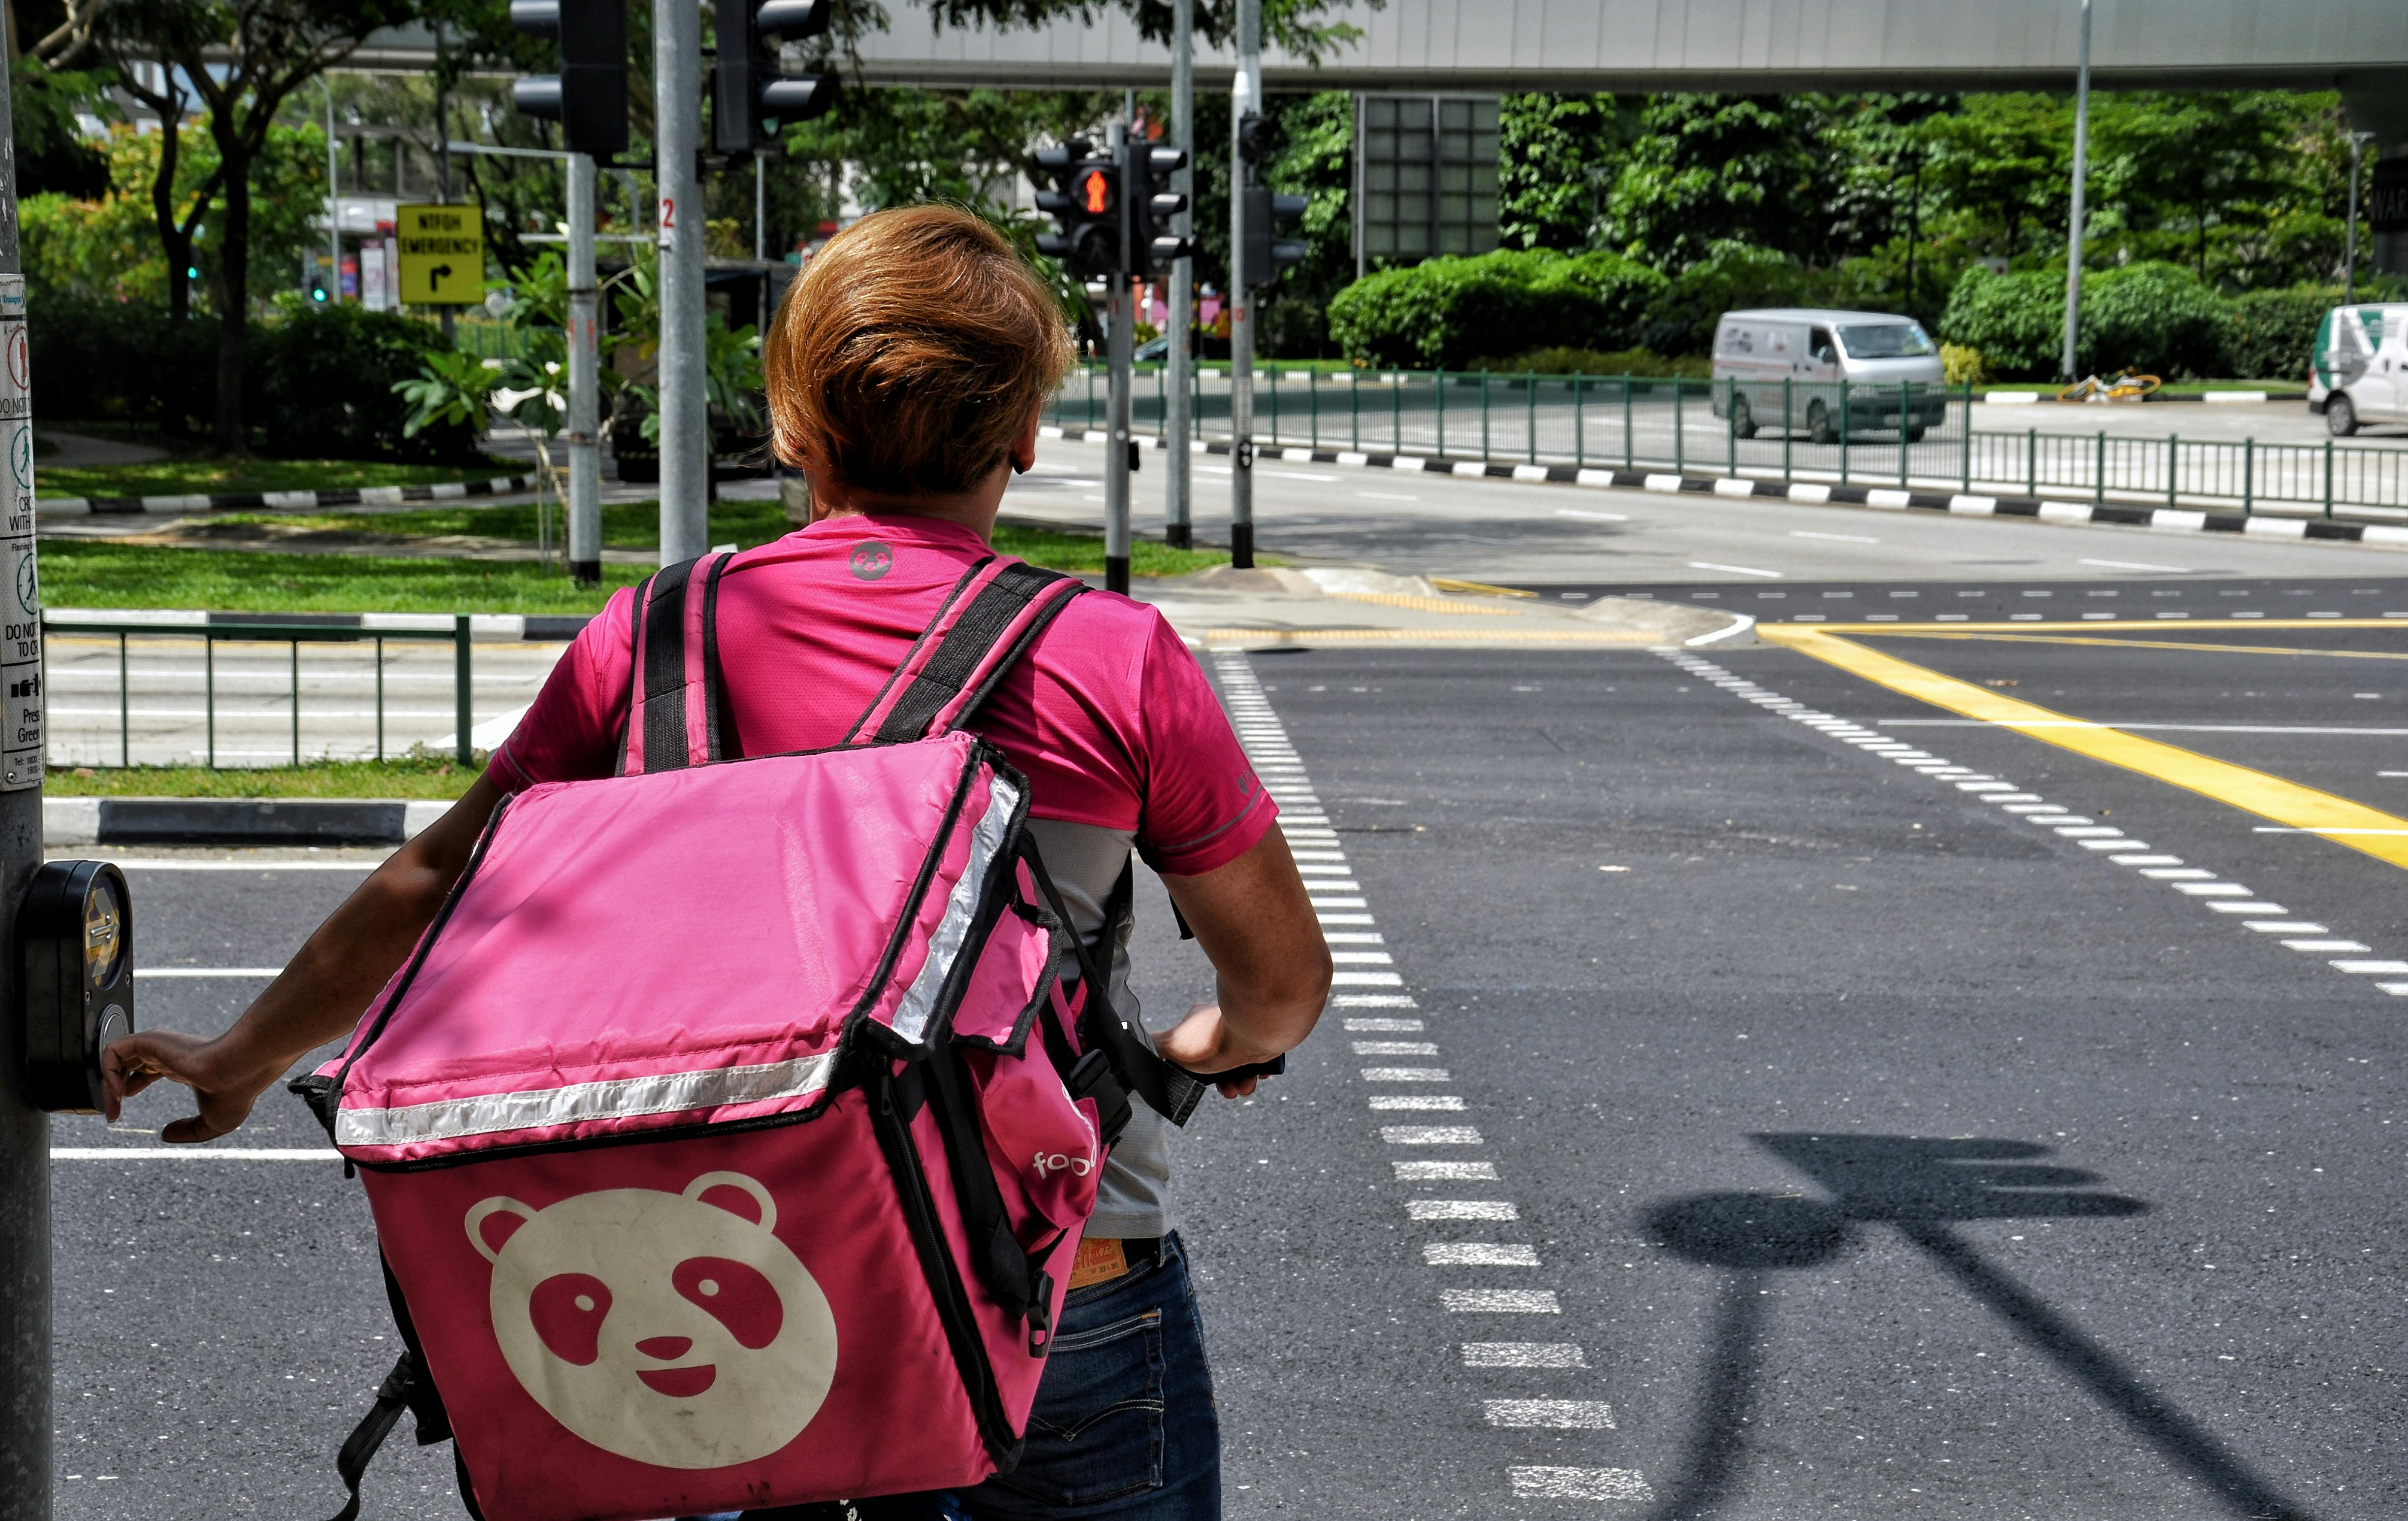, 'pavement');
52,607,2408,1518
